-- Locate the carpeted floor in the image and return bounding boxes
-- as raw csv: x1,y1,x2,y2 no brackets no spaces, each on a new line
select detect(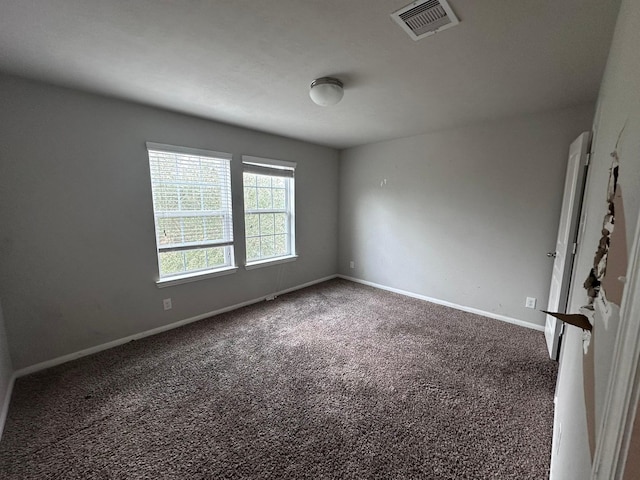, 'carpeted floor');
0,279,557,479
